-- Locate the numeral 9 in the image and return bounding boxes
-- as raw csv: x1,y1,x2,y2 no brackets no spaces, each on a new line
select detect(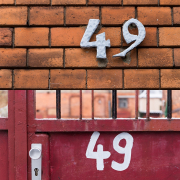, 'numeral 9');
113,18,146,58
